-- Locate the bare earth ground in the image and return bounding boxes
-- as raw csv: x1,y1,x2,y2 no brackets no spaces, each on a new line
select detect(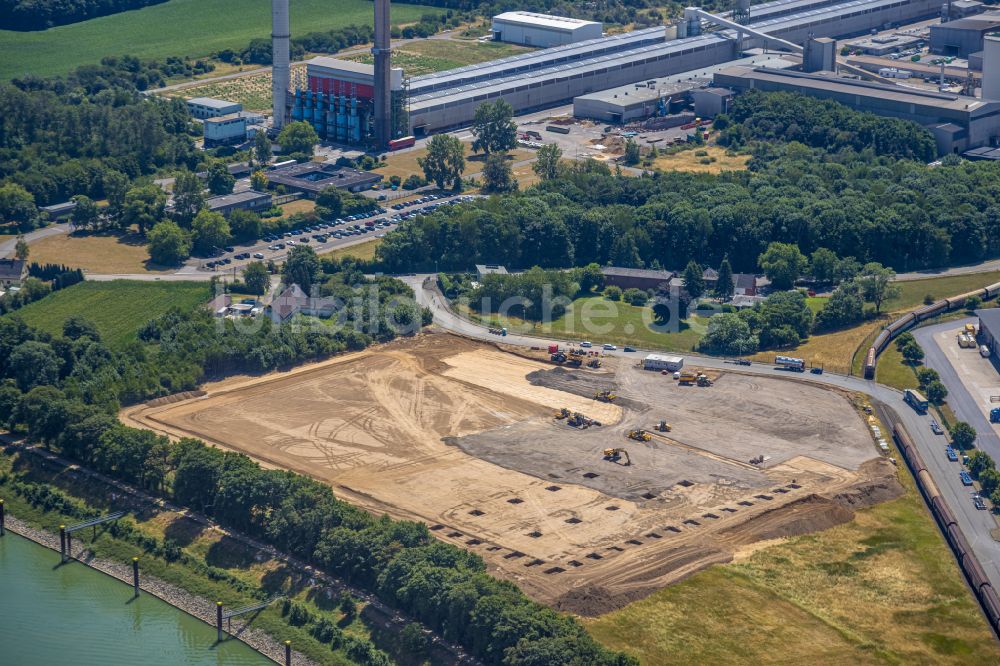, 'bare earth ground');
123,333,899,614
